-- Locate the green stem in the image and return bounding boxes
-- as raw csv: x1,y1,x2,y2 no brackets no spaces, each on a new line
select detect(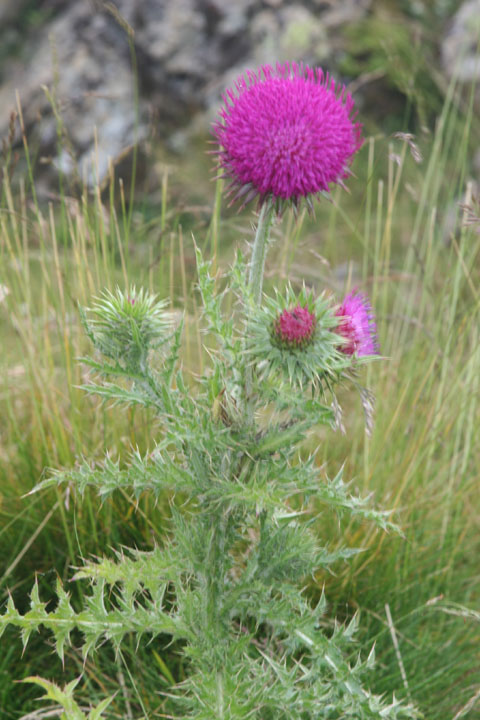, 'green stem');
244,201,276,416
216,671,225,719
248,200,276,305
204,511,227,635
